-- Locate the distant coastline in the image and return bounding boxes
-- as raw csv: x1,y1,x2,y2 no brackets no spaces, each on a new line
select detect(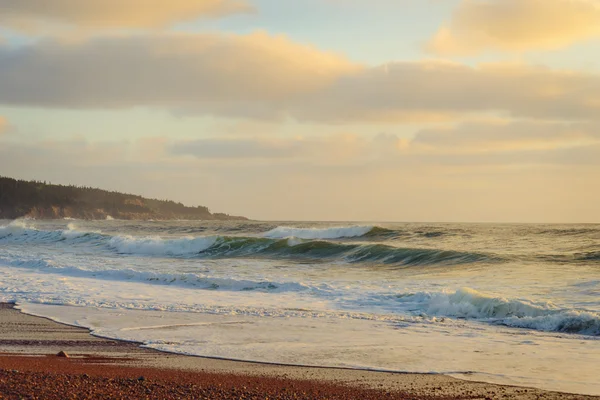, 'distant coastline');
0,176,248,221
